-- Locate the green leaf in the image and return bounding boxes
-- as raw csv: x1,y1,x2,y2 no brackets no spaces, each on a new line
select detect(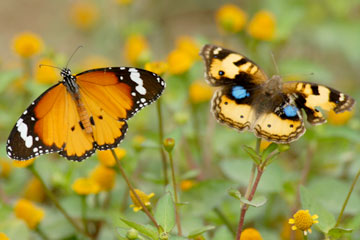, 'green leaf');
262,143,278,157
300,186,336,233
328,227,352,238
181,180,233,215
278,144,290,152
169,235,188,240
213,226,233,240
240,195,267,207
154,192,176,233
188,225,215,238
242,145,261,164
265,152,281,166
120,217,158,240
228,188,242,200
